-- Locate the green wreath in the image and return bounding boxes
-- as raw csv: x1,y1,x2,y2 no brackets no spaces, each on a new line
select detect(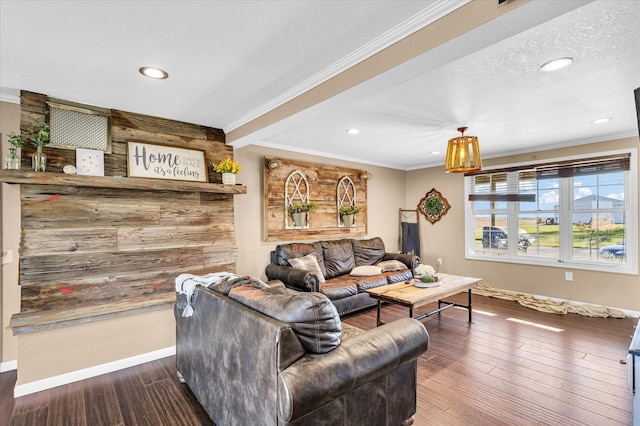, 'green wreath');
417,188,451,224
423,195,444,216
